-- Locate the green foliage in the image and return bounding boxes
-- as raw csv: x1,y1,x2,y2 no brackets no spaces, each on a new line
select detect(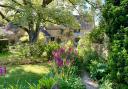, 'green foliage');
0,0,82,42
2,0,80,29
14,41,59,60
102,0,128,84
83,50,108,80
78,33,108,80
100,79,112,89
89,27,105,44
29,41,46,58
30,70,85,89
89,61,108,80
33,74,57,89
77,34,92,57
58,76,85,89
16,43,30,58
44,42,60,60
